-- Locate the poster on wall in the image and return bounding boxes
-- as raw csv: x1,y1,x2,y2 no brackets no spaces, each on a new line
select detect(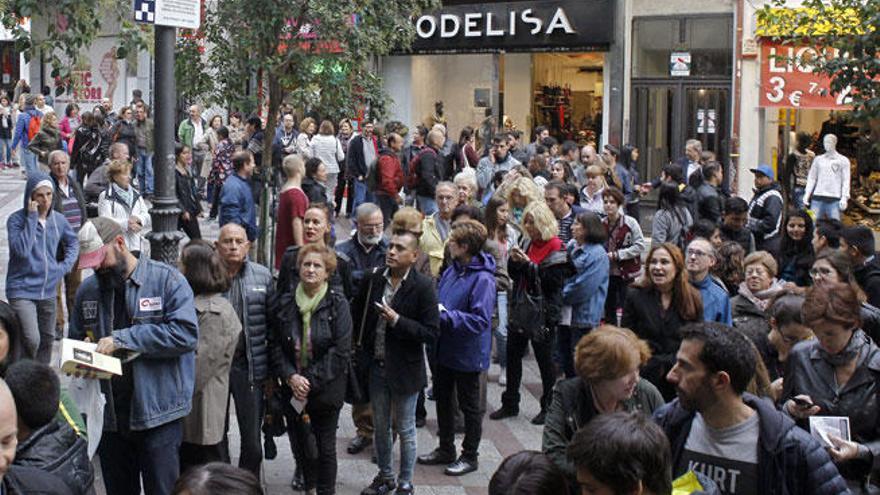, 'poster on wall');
696,109,716,134
50,37,127,112
670,52,691,77
759,41,854,109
